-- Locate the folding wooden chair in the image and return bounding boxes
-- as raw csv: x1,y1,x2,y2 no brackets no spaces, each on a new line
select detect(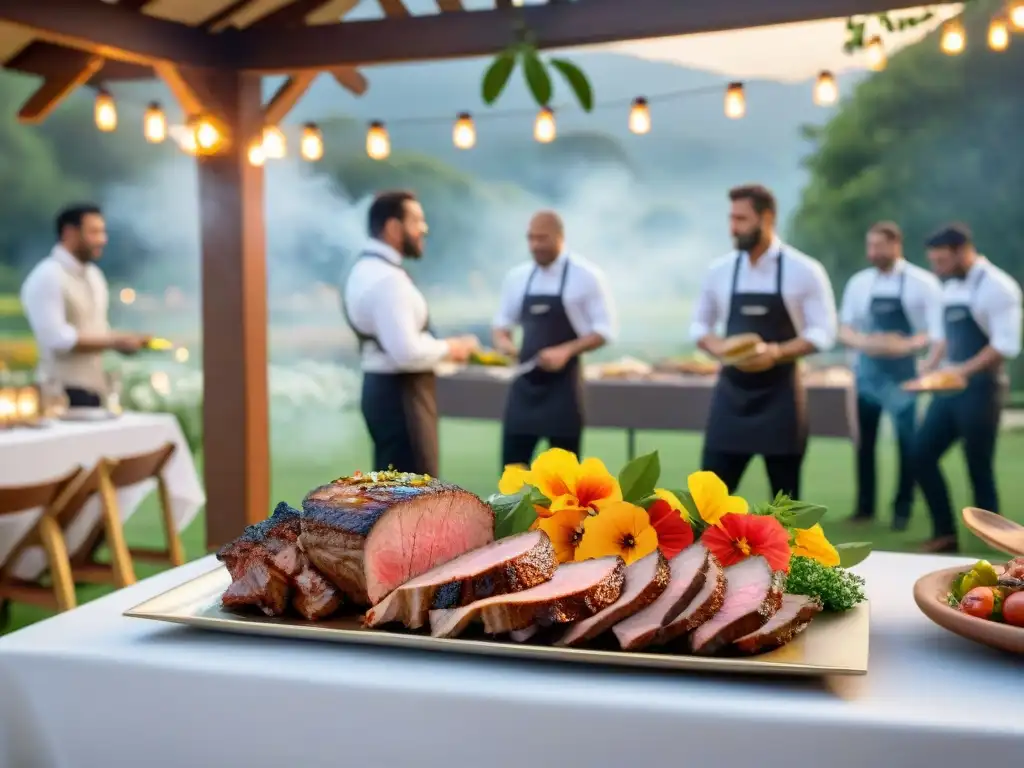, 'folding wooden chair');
0,466,88,628
69,442,183,587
